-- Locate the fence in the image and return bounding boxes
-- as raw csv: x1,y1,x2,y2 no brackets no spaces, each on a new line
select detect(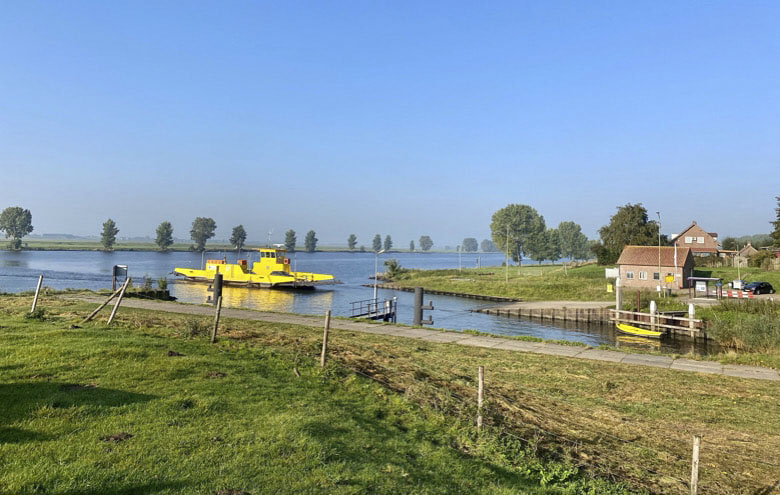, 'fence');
609,309,703,337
